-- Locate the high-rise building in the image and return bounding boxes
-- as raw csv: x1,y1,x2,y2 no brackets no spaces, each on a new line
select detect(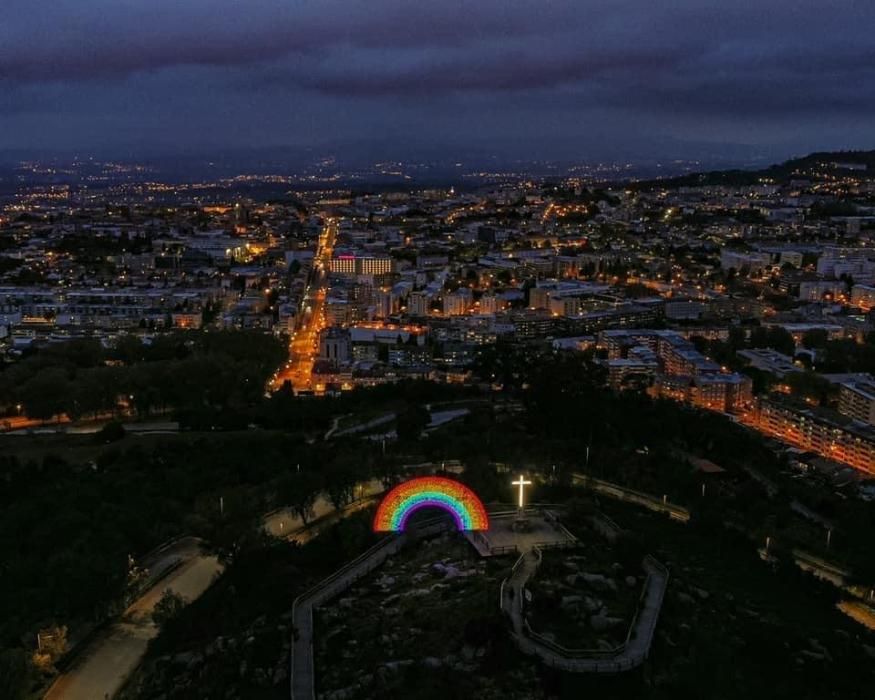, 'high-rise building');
319,327,351,365
817,247,875,284
755,398,875,475
359,255,394,276
330,255,357,275
839,381,875,426
373,289,393,319
443,289,472,316
330,254,394,276
529,287,550,309
548,296,581,317
407,292,430,317
478,294,501,315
